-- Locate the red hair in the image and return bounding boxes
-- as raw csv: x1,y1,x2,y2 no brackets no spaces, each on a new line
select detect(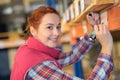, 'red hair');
25,6,60,39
